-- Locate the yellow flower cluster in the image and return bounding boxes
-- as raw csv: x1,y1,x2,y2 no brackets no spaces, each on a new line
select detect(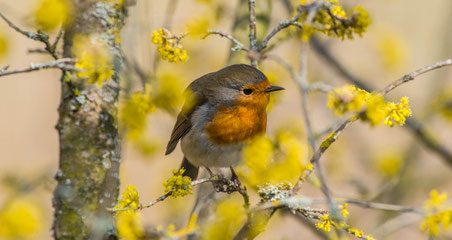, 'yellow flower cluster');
327,85,412,127
72,35,114,86
420,190,452,236
239,127,308,188
299,1,371,40
115,185,140,211
164,169,193,197
315,206,376,240
384,97,412,127
316,213,334,232
201,198,246,240
114,185,144,240
0,199,42,238
34,0,71,31
152,28,188,63
120,84,156,140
